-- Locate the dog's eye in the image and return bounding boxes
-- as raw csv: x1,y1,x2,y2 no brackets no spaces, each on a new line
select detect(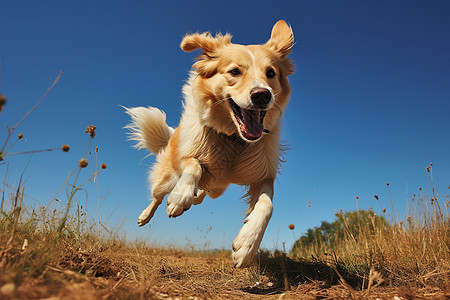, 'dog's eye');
229,68,241,76
266,68,276,79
